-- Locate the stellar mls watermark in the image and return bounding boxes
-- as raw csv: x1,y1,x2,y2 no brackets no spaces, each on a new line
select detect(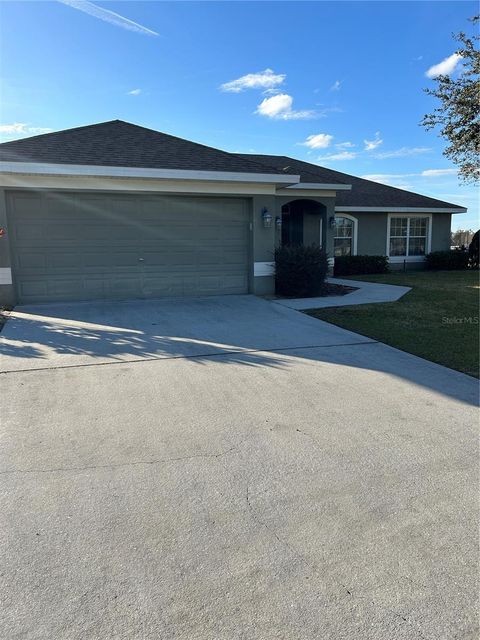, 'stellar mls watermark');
442,316,479,325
